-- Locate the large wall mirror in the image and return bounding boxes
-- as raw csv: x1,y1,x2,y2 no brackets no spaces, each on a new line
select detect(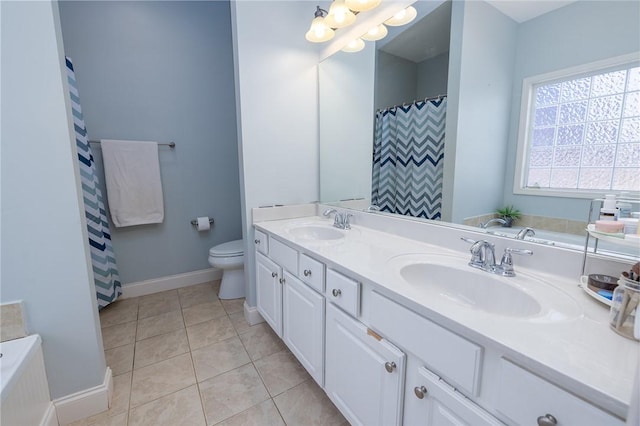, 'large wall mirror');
319,0,640,254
